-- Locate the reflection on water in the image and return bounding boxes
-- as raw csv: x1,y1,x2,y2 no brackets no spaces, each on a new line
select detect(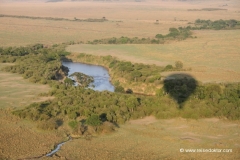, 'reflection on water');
62,61,114,92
